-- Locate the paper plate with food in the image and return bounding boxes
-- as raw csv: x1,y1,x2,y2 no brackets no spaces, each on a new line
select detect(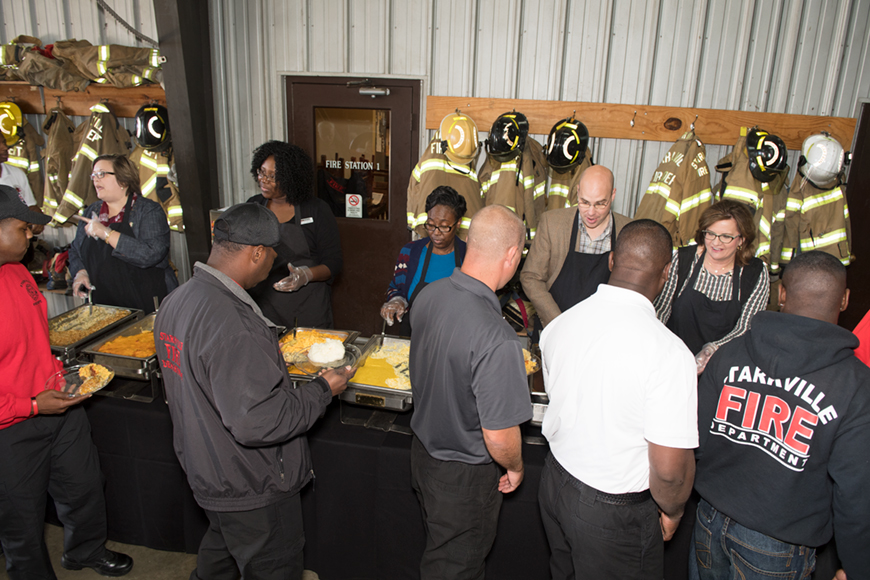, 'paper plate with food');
290,340,360,376
46,363,115,396
522,348,541,375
